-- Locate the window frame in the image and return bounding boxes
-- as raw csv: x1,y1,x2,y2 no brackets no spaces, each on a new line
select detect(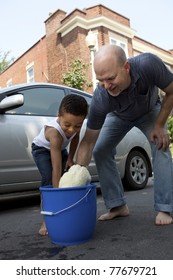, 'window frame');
109,32,129,58
26,62,34,83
